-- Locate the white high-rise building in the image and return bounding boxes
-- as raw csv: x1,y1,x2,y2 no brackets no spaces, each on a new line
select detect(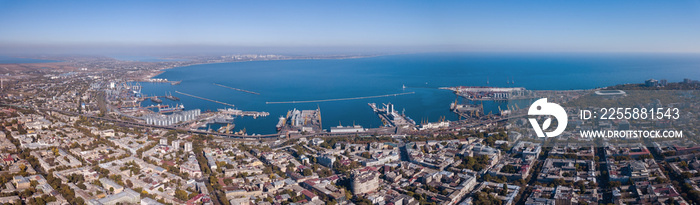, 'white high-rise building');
184,142,193,152
172,140,180,150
